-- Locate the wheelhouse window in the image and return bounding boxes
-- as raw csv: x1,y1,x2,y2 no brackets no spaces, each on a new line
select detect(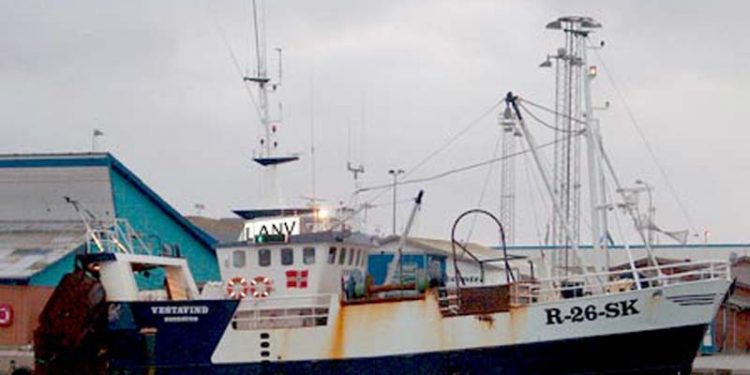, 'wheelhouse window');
258,249,271,267
303,247,316,265
233,250,246,268
281,248,294,266
338,247,346,265
328,247,336,264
